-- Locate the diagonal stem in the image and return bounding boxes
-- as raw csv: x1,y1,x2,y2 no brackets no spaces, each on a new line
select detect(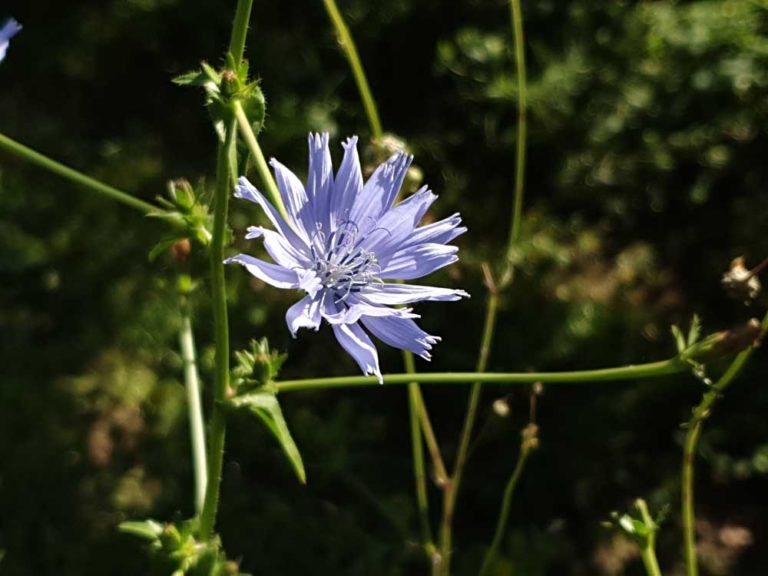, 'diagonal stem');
232,100,288,219
0,132,158,214
321,0,383,139
478,425,536,576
